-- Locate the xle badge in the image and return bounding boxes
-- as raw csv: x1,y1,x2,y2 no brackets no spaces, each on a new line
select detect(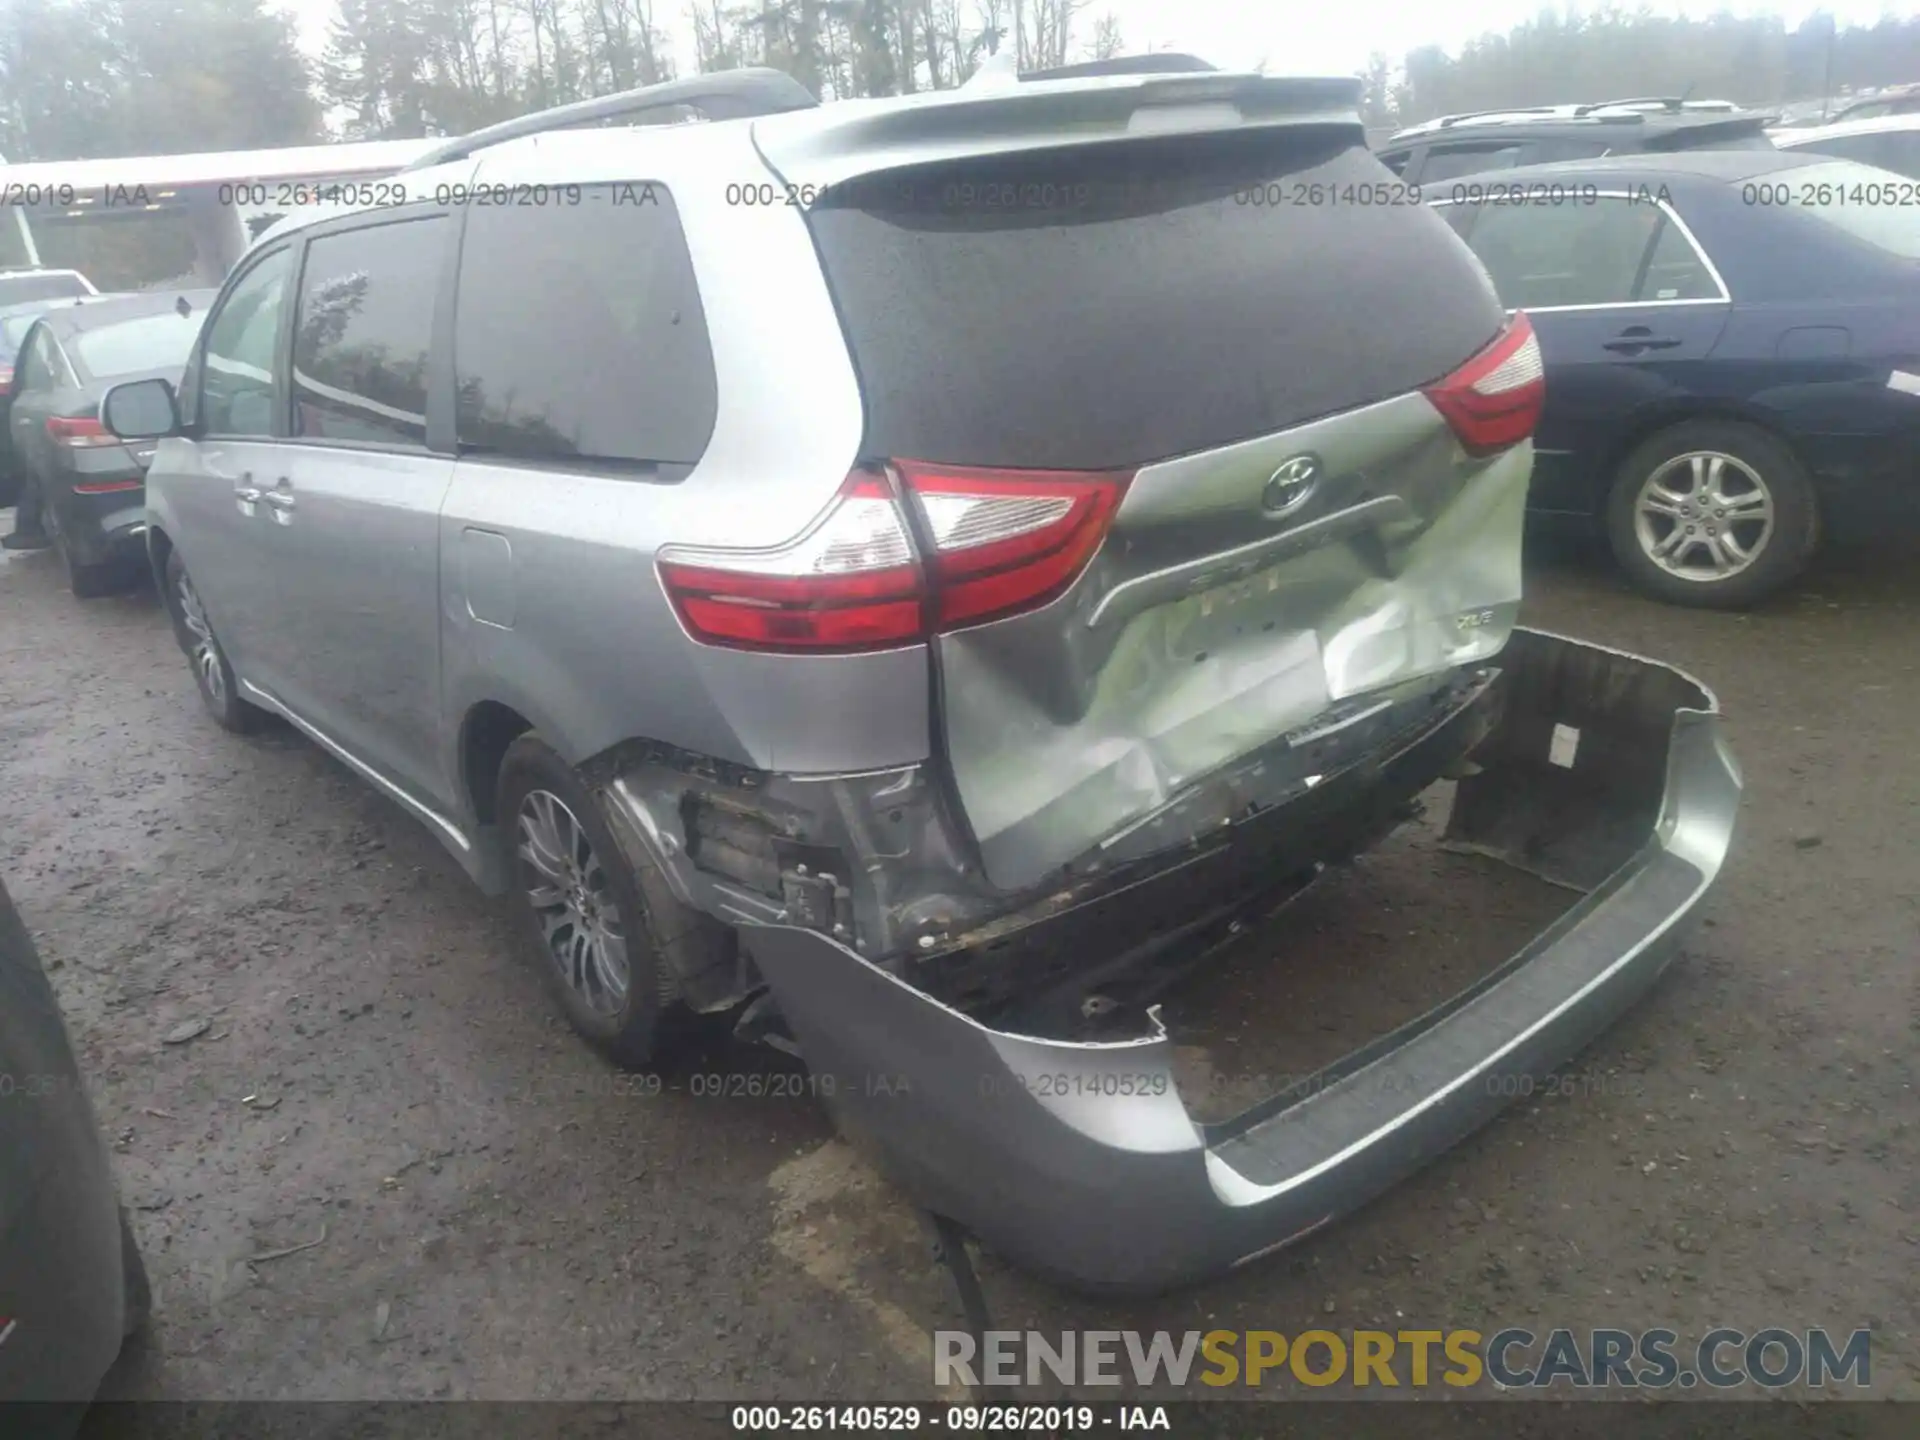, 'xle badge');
1262,454,1323,518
